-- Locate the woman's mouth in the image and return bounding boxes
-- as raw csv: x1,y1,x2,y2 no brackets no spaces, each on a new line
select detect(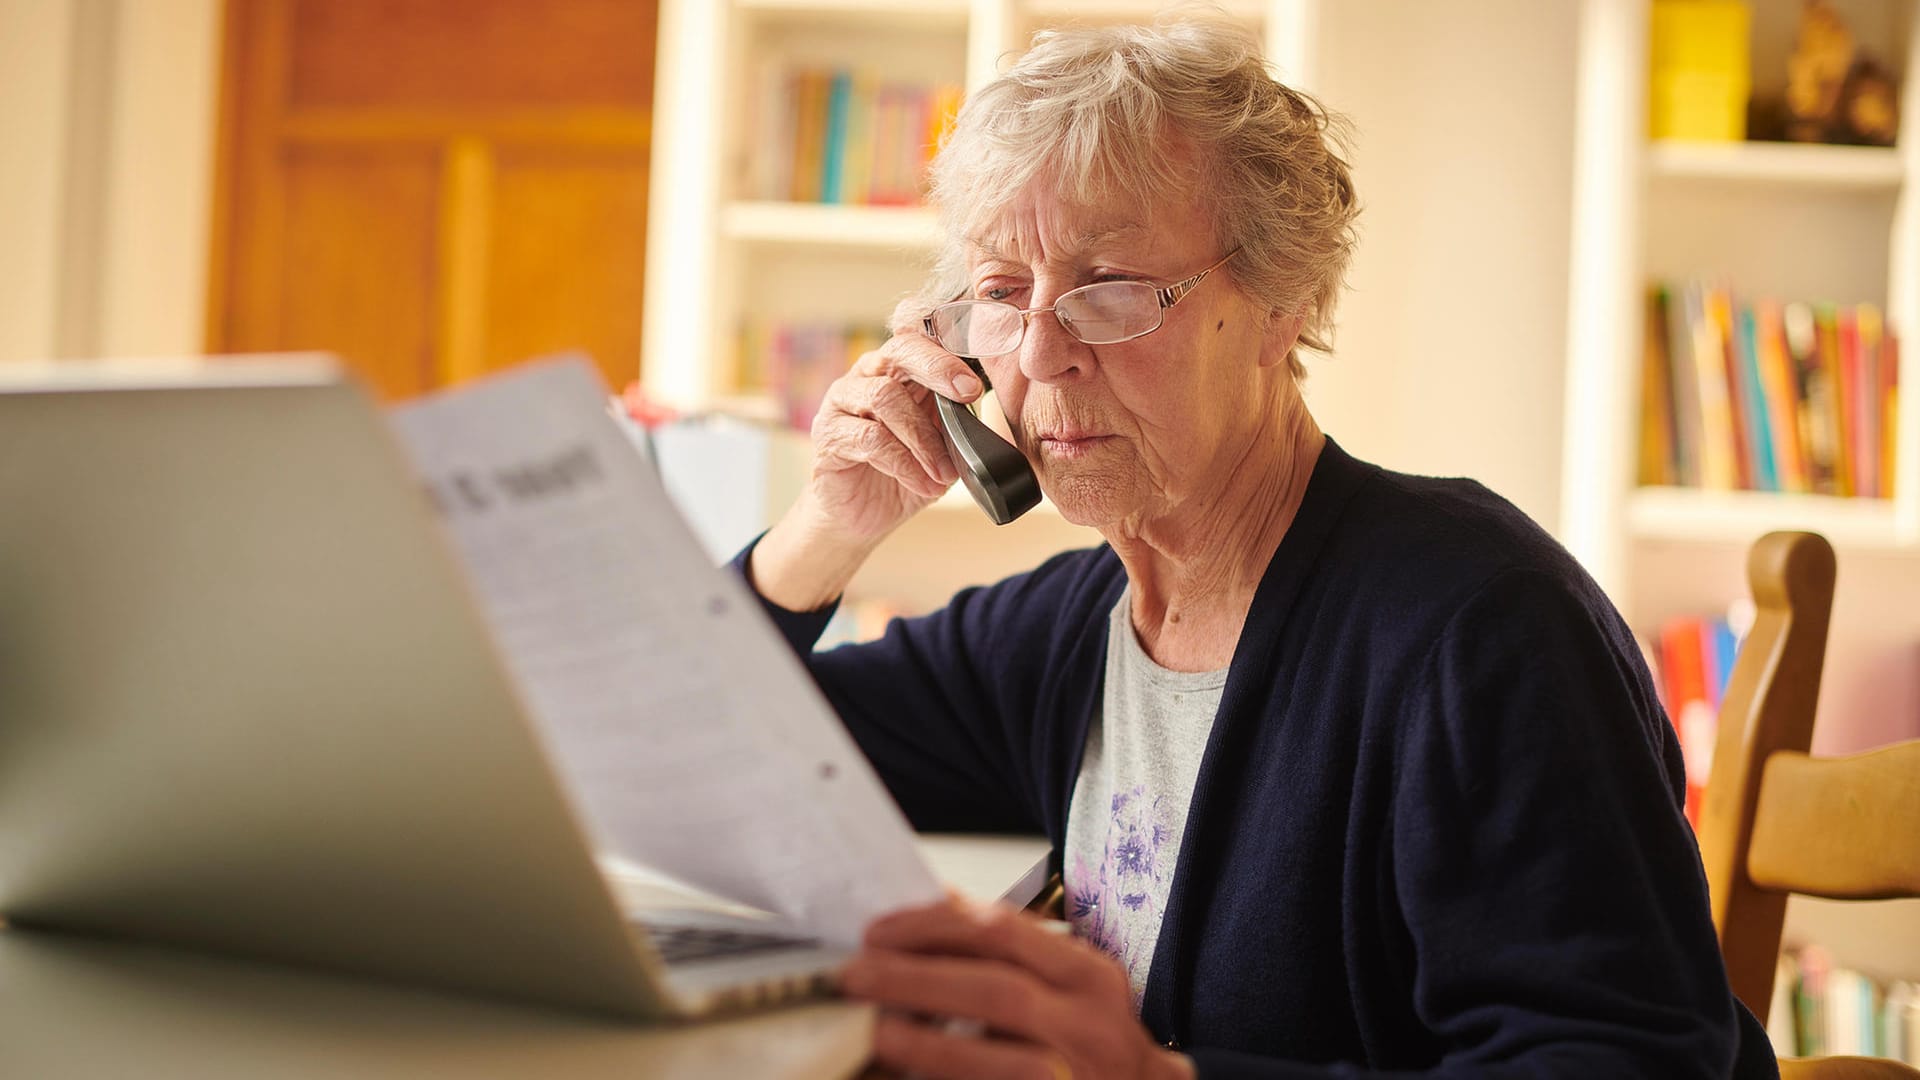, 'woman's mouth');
1038,433,1113,459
